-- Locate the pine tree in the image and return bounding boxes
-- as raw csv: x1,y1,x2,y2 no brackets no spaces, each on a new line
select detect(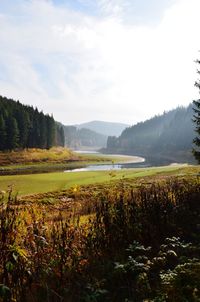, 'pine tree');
46,115,55,149
6,117,19,150
0,96,58,151
193,99,200,163
38,113,47,149
32,108,40,148
0,114,6,150
15,109,30,148
193,59,200,163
